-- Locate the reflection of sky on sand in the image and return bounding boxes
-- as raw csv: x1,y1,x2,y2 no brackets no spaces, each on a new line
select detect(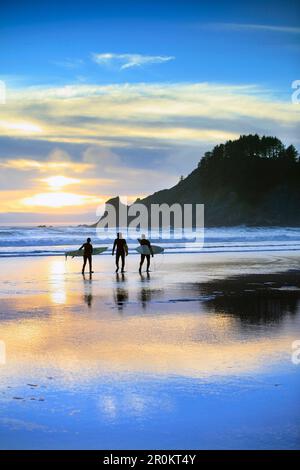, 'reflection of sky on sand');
1,371,299,449
0,253,300,448
0,296,298,382
99,392,153,421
